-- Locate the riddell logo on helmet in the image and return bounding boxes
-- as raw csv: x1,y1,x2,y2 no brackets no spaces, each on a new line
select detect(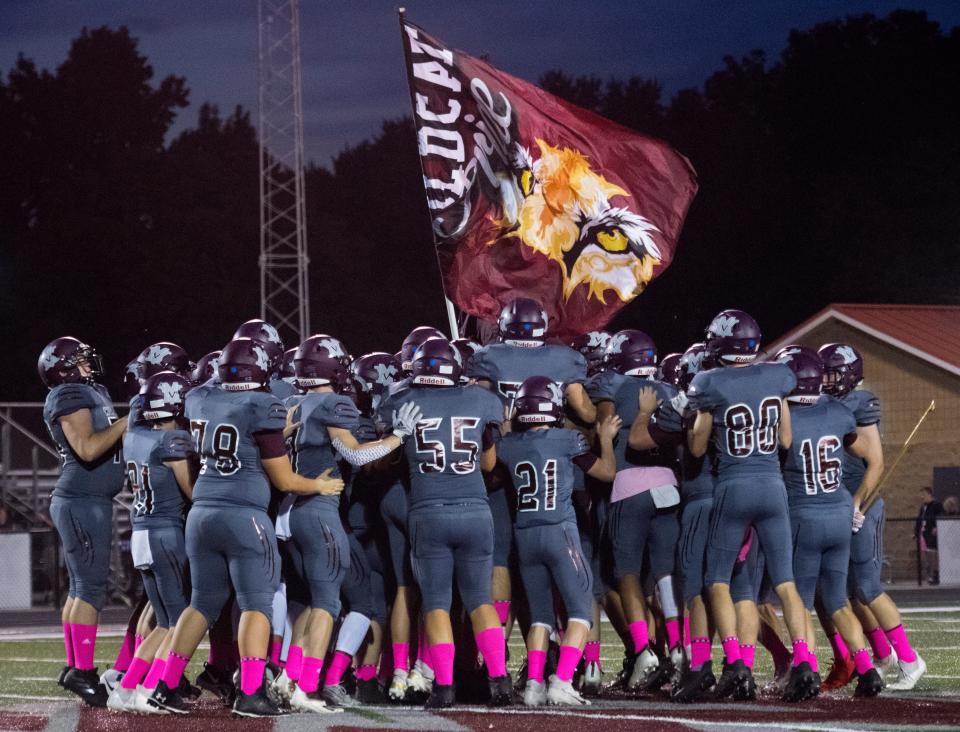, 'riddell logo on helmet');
414,375,453,386
724,353,757,363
